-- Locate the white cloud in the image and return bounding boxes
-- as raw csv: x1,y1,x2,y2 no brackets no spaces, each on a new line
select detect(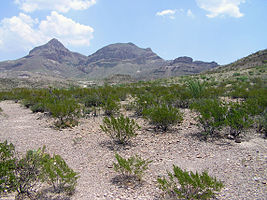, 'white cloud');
0,12,94,52
14,0,96,13
156,9,177,19
187,9,195,18
196,0,246,18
